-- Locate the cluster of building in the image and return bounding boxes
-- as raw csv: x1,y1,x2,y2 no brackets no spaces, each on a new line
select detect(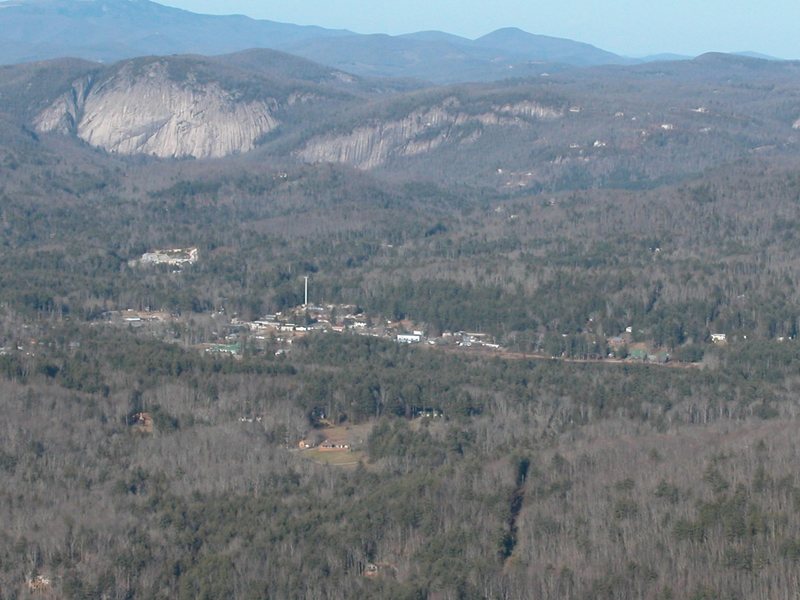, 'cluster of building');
297,438,351,452
605,328,730,362
100,268,734,368
233,304,368,341
131,247,199,267
239,415,263,423
297,431,352,452
104,309,173,326
606,328,670,363
204,342,241,355
232,303,505,355
413,408,445,418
